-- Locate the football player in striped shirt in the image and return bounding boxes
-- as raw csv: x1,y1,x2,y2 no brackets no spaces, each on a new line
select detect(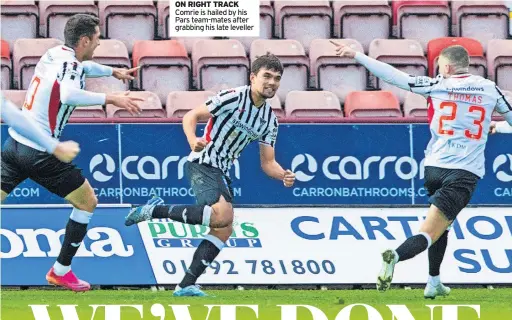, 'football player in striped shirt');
331,41,512,298
1,14,143,291
126,53,296,296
